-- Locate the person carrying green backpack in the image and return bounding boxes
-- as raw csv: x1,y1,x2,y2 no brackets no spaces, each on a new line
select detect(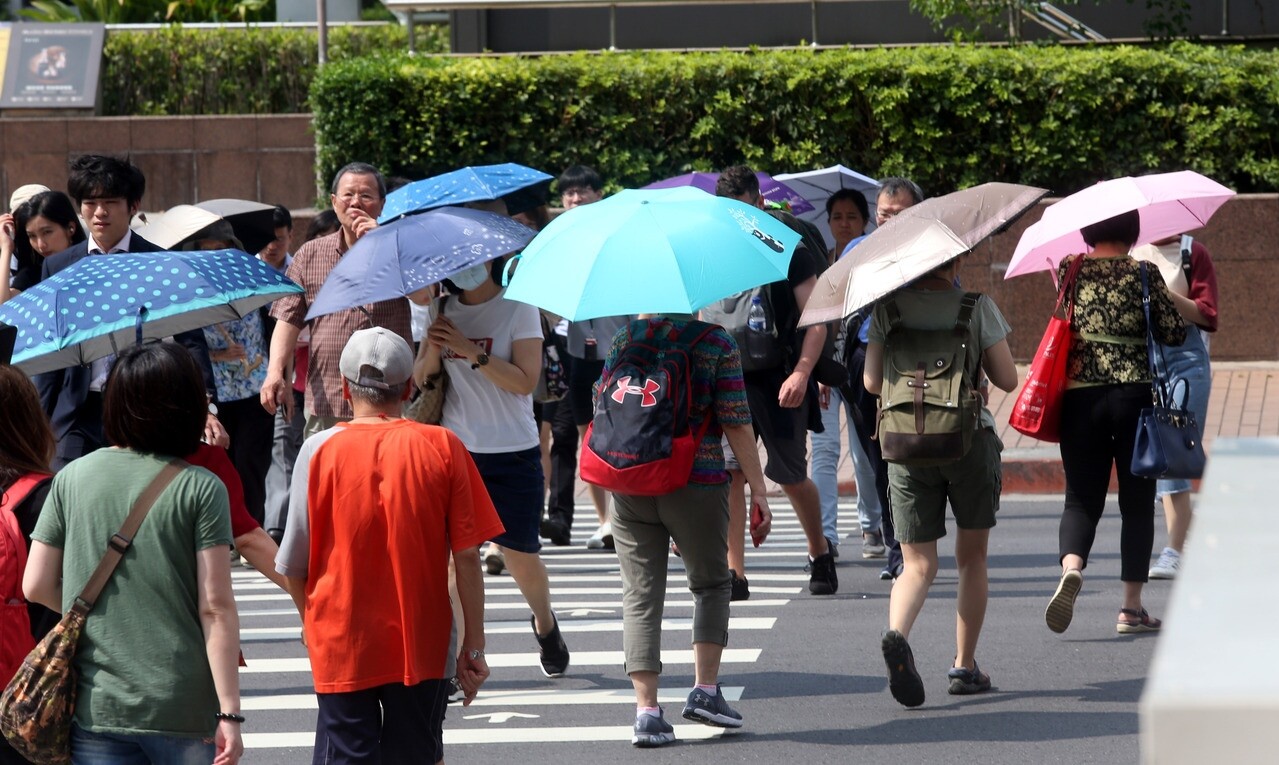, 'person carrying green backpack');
862,258,1018,709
